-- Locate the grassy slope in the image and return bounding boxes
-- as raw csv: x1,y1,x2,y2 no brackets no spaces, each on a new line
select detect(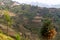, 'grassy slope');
0,33,14,40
